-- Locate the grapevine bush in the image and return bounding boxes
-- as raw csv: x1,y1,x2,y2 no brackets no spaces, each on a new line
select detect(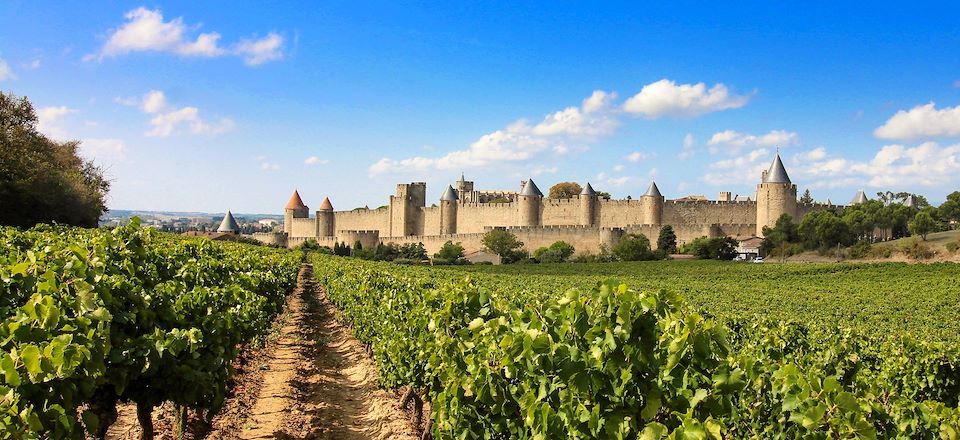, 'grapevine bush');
0,220,299,438
313,255,960,439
